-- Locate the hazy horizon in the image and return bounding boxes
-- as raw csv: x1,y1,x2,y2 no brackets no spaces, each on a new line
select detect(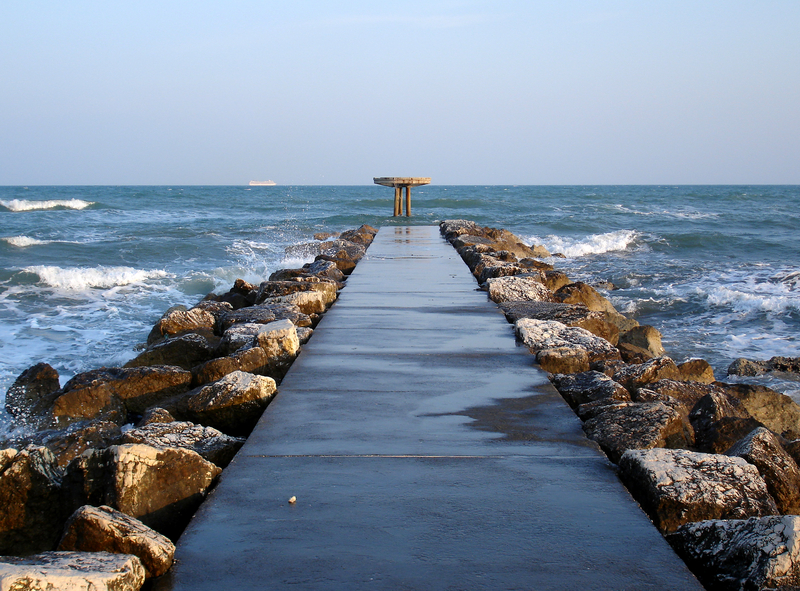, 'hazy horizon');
2,1,798,186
